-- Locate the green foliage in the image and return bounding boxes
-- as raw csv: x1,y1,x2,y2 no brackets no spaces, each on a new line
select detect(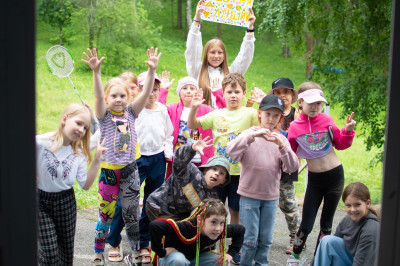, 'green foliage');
66,0,162,76
255,0,392,156
38,0,75,43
